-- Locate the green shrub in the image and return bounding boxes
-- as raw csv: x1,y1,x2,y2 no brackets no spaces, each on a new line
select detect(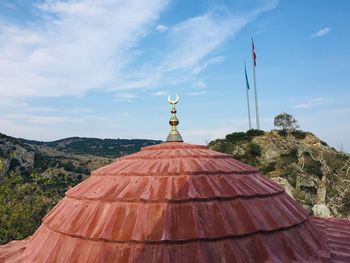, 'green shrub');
261,162,276,174
249,143,261,157
340,191,350,215
281,148,298,163
63,161,75,172
246,129,265,138
278,130,287,136
281,166,297,187
0,171,82,245
225,132,247,143
304,157,323,179
9,158,21,171
320,140,328,146
291,130,307,139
